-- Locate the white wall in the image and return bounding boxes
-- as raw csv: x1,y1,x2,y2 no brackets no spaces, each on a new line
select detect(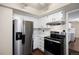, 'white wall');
69,10,79,21
68,10,79,38
71,22,79,38
0,6,13,55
